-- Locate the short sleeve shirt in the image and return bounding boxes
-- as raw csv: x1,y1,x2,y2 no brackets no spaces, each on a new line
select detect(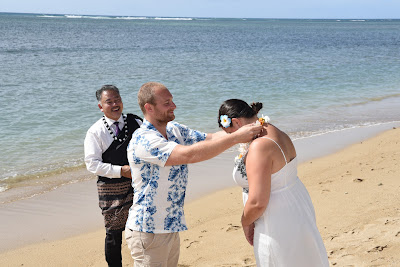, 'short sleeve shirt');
126,119,207,233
